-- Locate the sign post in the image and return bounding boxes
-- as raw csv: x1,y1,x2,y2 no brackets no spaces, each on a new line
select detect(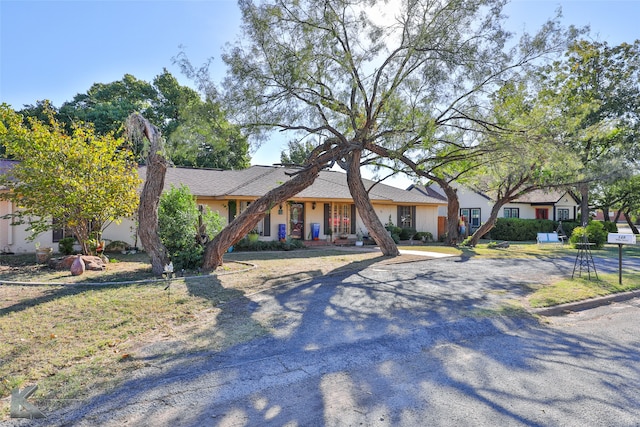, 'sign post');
607,233,637,285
